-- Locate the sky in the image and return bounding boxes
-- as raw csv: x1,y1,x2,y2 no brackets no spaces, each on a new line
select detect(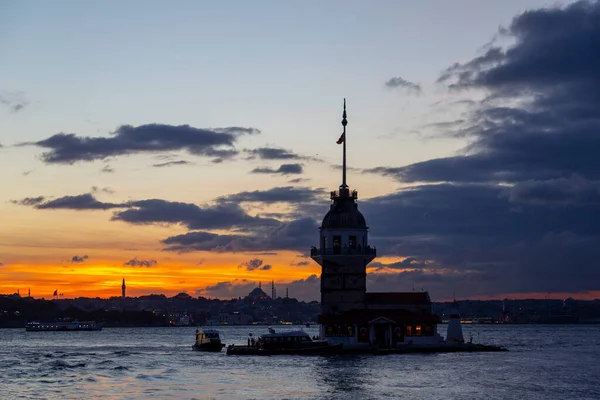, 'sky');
2,0,599,302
